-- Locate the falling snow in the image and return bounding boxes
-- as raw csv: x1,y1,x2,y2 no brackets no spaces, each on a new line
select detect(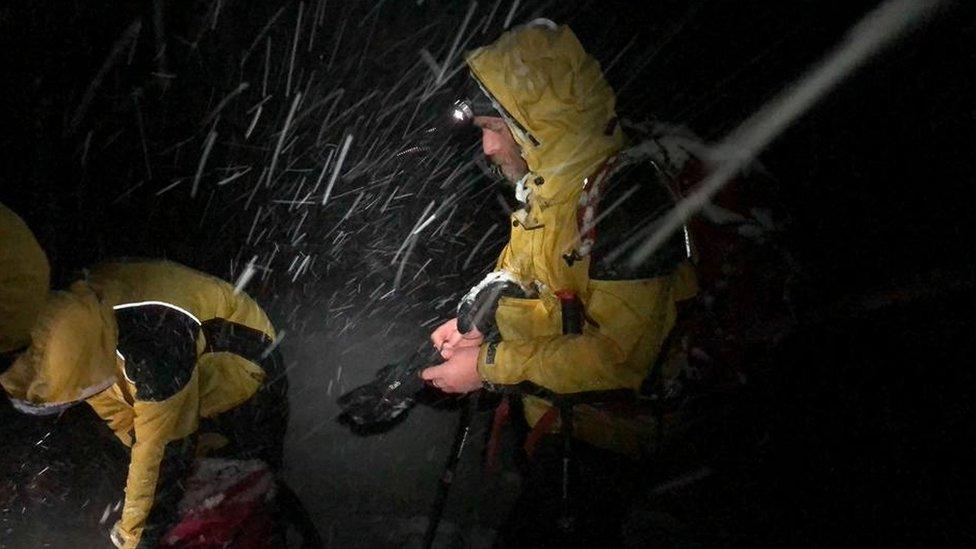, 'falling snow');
0,0,966,546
